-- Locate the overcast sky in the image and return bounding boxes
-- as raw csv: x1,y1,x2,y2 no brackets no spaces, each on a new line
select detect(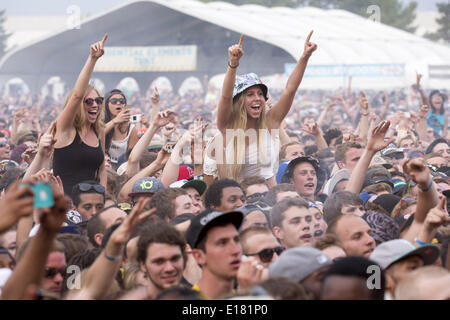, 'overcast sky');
0,0,443,16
